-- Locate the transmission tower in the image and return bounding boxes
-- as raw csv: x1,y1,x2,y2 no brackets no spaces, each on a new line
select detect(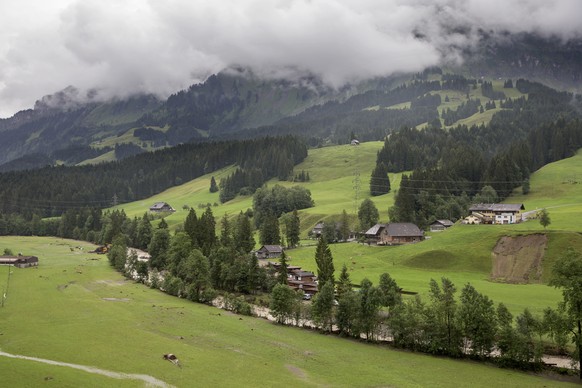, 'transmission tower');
352,144,360,215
